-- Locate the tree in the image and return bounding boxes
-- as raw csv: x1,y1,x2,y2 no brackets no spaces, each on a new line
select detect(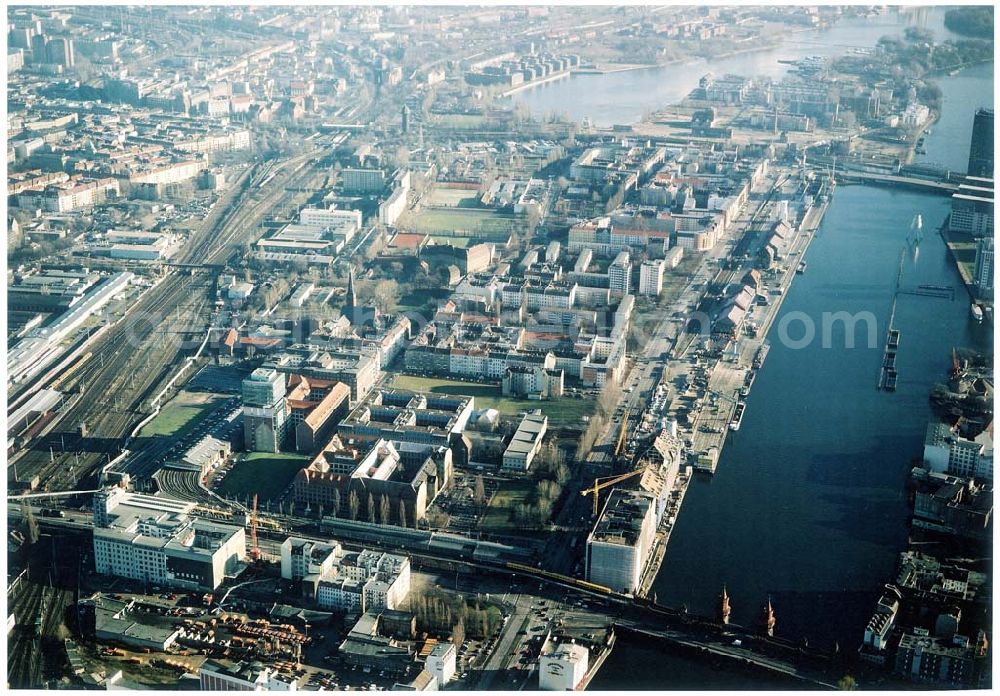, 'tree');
331,489,341,518
379,494,391,525
903,26,934,44
577,414,606,460
426,509,449,528
525,206,542,237
451,618,466,647
597,381,623,417
367,492,377,524
20,502,38,545
398,499,408,528
944,6,994,38
373,279,400,312
837,675,857,691
348,489,360,521
473,475,486,505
